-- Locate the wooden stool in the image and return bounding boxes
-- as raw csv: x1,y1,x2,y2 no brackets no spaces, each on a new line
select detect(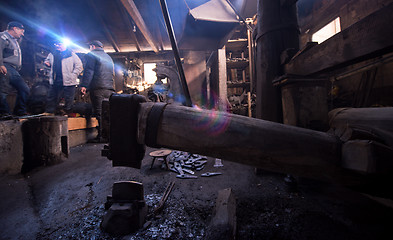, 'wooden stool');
149,149,172,170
